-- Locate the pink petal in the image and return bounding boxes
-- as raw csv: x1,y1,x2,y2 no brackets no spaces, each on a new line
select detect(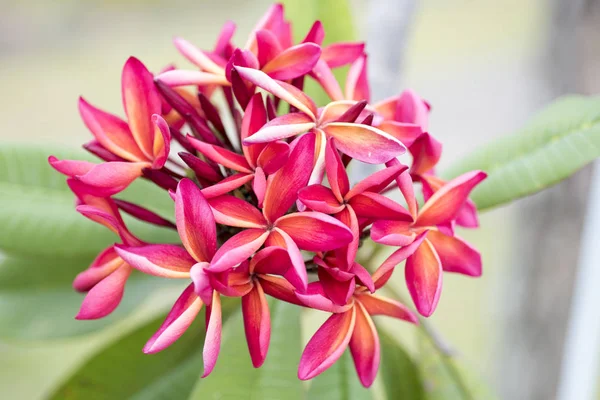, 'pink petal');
319,100,366,125
75,204,137,246
150,114,171,168
113,199,175,229
322,122,406,164
262,43,321,80
257,141,290,174
121,57,162,159
114,244,195,278
208,195,267,228
421,174,479,228
426,230,482,276
179,153,223,183
76,264,132,320
187,135,252,173
348,192,412,221
144,284,203,353
242,113,315,144
307,129,327,187
73,247,123,292
245,3,284,52
396,89,429,131
370,220,415,246
345,162,408,200
416,171,487,227
209,229,269,272
345,55,369,102
258,274,304,306
298,185,344,214
202,291,222,377
275,212,354,252
76,161,148,196
262,133,315,222
322,42,366,68
409,133,442,177
251,246,293,276
325,138,350,202
354,293,417,323
405,238,443,317
253,167,267,208
318,267,355,306
201,173,254,199
156,70,229,87
242,281,271,368
350,263,375,293
235,66,317,119
386,159,418,219
190,262,214,304
295,282,354,313
372,231,429,290
173,37,224,75
310,59,344,101
377,121,422,148
271,228,309,292
302,20,324,45
78,97,146,162
48,156,94,177
175,179,218,263
349,302,380,387
241,93,268,168
214,21,236,57
256,29,283,67
298,307,356,380
334,206,360,269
